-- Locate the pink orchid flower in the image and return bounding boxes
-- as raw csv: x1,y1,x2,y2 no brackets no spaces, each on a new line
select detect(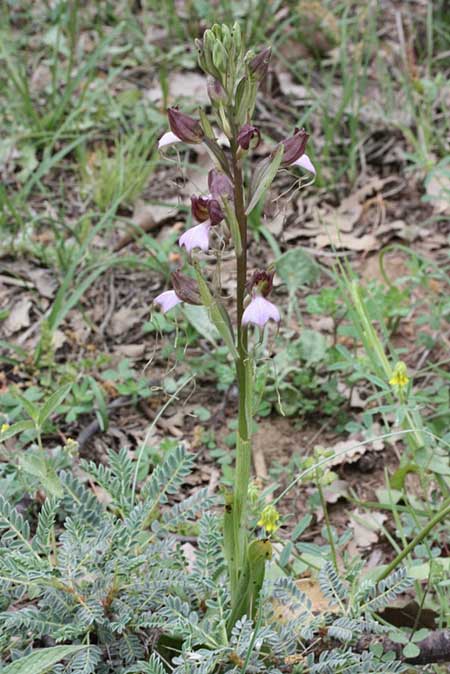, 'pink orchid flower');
179,220,211,254
242,295,280,329
153,290,182,313
293,154,316,174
